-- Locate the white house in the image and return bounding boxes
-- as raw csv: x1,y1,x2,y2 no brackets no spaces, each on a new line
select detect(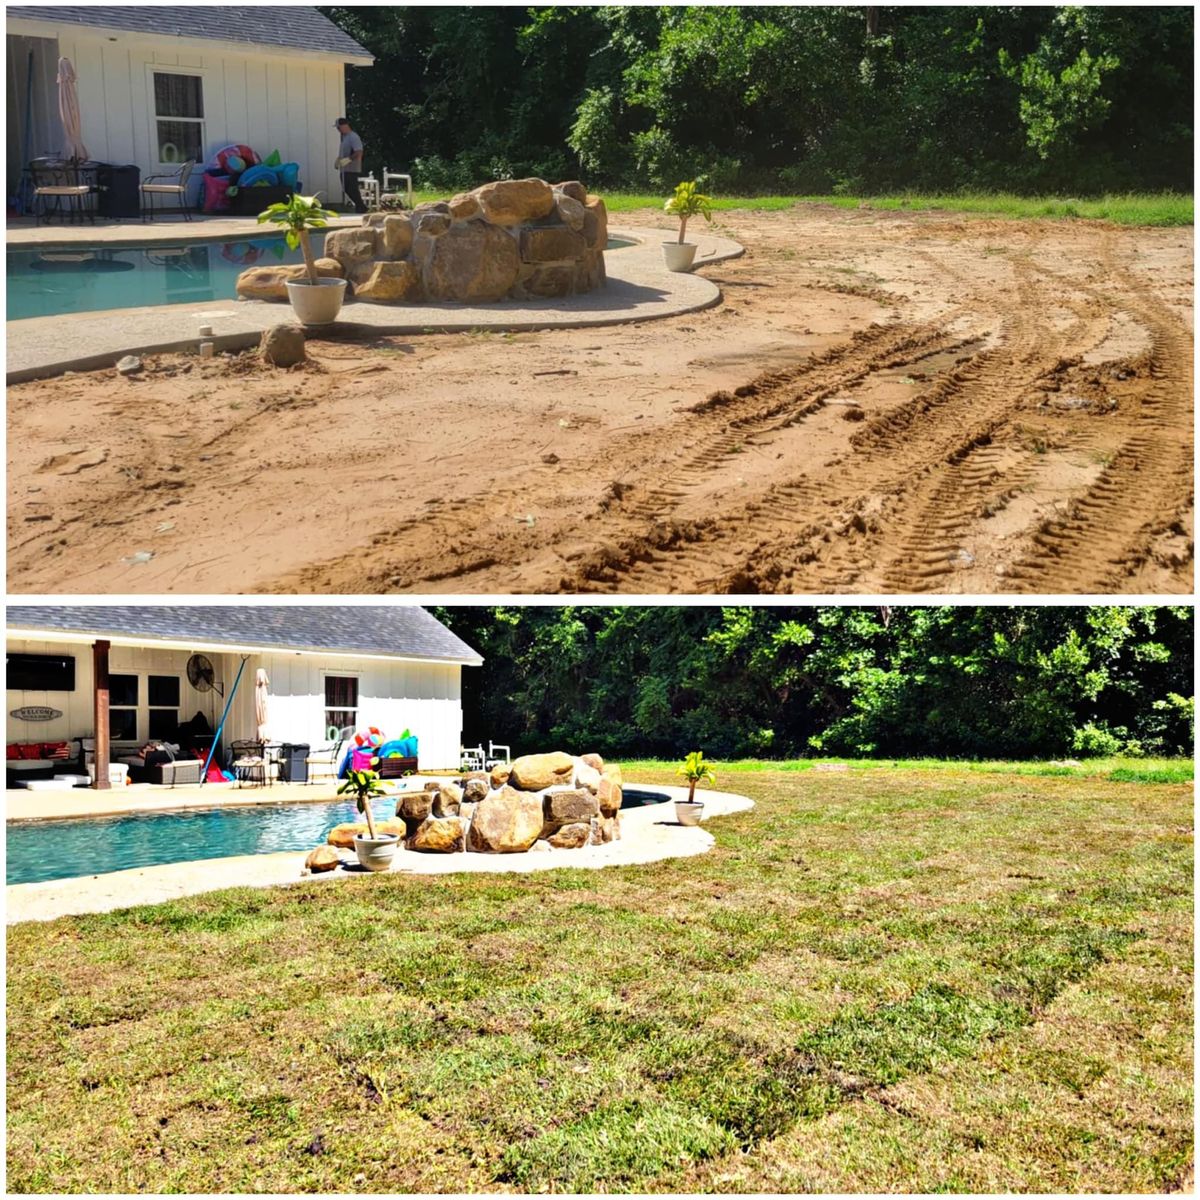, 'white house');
6,5,373,204
6,606,483,785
